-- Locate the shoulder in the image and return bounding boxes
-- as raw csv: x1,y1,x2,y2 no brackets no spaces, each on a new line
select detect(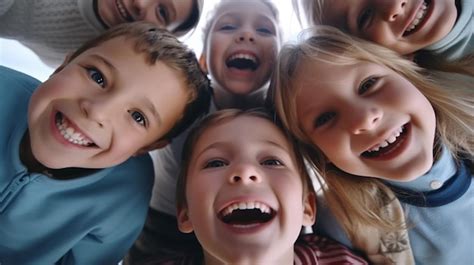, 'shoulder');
295,234,368,264
0,66,40,93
